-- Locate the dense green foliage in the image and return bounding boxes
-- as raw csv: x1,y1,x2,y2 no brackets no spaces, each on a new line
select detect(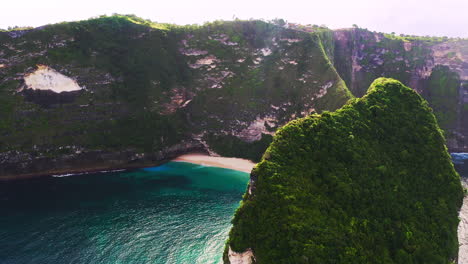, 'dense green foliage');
226,78,463,263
